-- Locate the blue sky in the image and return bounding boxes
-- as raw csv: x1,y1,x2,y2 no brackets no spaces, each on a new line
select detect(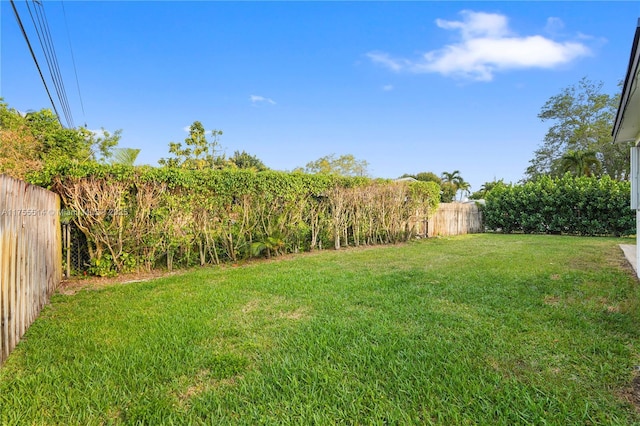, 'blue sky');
2,1,640,191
